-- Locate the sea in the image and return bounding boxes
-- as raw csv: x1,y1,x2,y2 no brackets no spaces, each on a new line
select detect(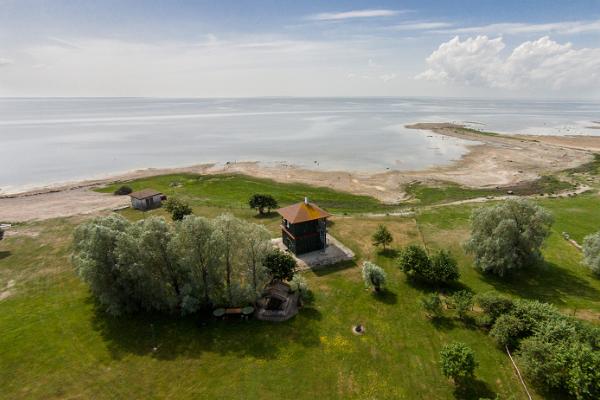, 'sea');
1,97,599,193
